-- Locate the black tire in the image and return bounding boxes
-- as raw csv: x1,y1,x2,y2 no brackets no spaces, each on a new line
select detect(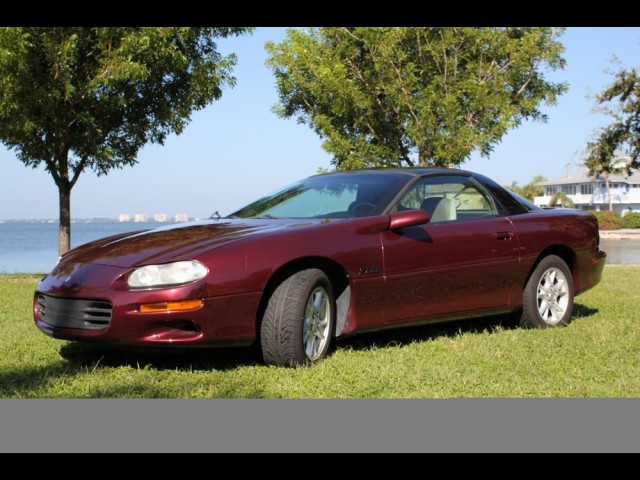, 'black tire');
260,269,335,367
520,255,574,329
